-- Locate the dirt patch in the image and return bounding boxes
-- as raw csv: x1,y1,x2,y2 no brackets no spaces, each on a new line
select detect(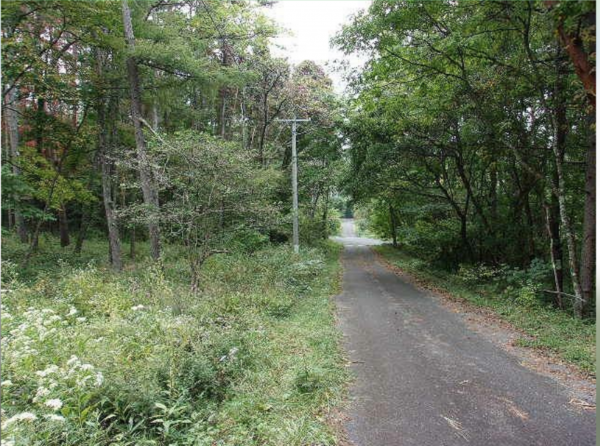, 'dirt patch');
374,250,596,411
325,406,353,446
328,250,355,445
